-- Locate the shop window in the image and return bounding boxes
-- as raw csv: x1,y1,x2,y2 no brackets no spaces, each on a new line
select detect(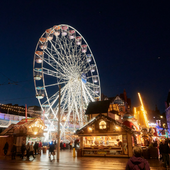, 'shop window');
88,127,93,132
83,135,123,155
99,120,106,129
